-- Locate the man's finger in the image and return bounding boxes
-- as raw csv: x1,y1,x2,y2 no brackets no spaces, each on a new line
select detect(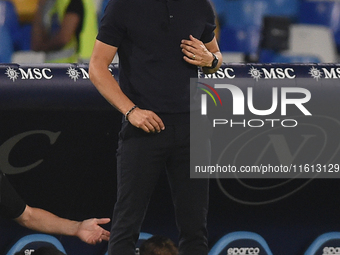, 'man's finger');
181,39,193,46
151,113,165,130
189,34,199,42
149,118,163,133
102,234,110,241
96,218,111,225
